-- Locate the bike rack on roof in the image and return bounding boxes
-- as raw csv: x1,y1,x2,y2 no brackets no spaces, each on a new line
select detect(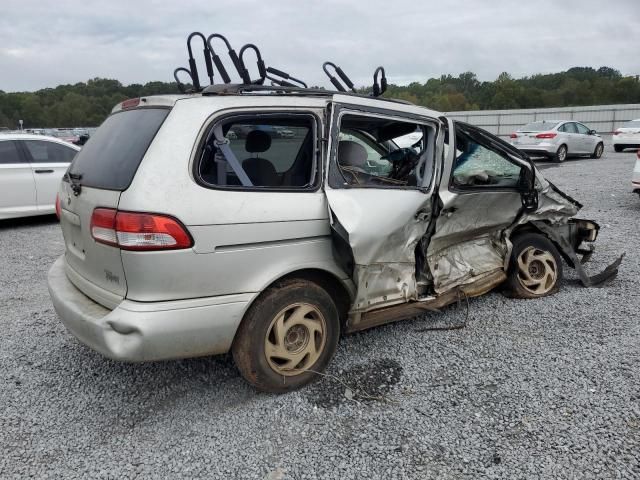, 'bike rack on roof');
175,32,390,99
